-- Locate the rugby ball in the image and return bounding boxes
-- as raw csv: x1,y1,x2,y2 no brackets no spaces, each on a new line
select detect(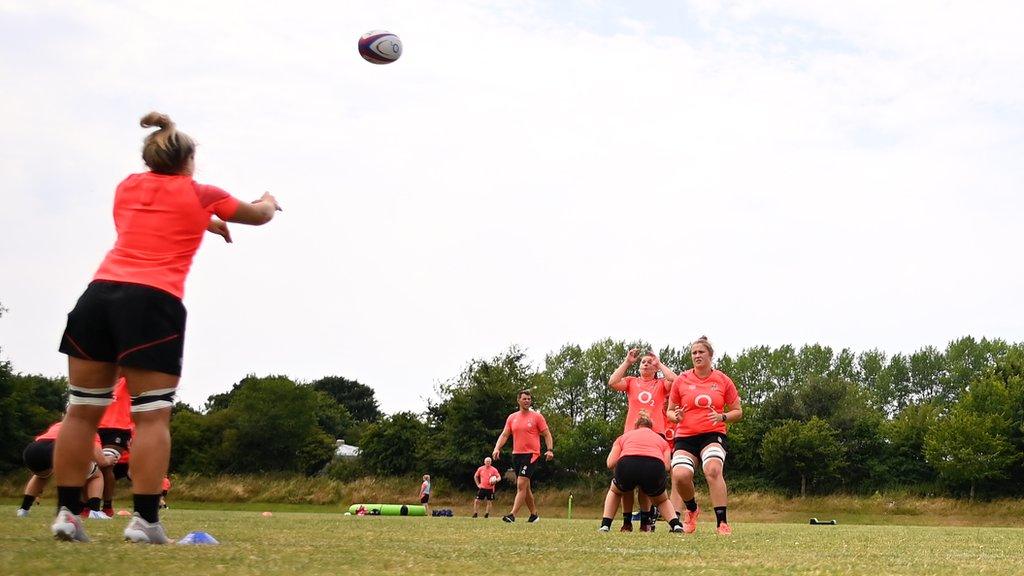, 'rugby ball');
489,475,500,485
359,30,402,64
